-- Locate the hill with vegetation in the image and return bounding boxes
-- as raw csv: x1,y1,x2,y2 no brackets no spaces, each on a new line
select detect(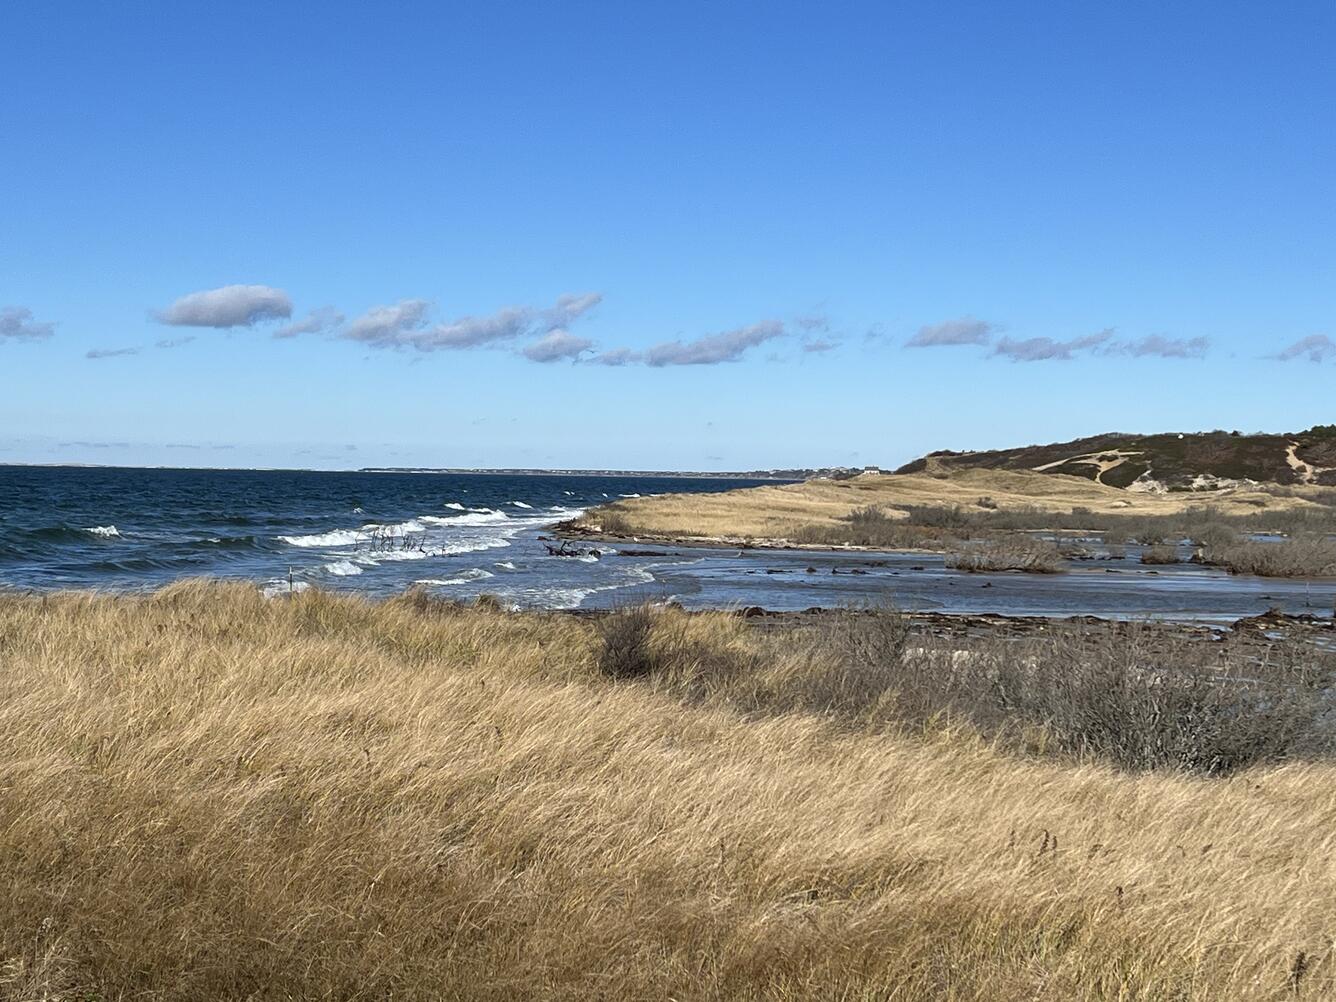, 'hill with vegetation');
895,426,1336,490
